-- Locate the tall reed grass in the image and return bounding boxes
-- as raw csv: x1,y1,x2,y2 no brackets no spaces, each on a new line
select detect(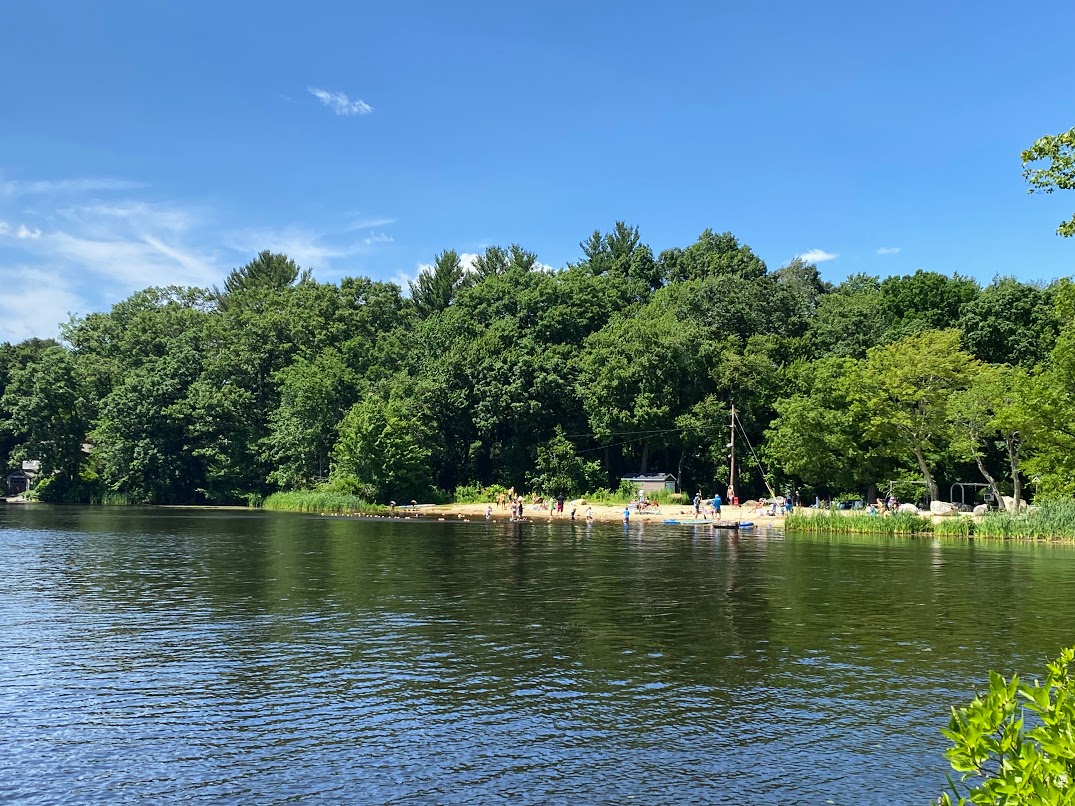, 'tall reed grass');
786,499,1075,540
932,518,972,537
974,499,1075,540
262,491,386,515
785,509,934,535
95,492,132,506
